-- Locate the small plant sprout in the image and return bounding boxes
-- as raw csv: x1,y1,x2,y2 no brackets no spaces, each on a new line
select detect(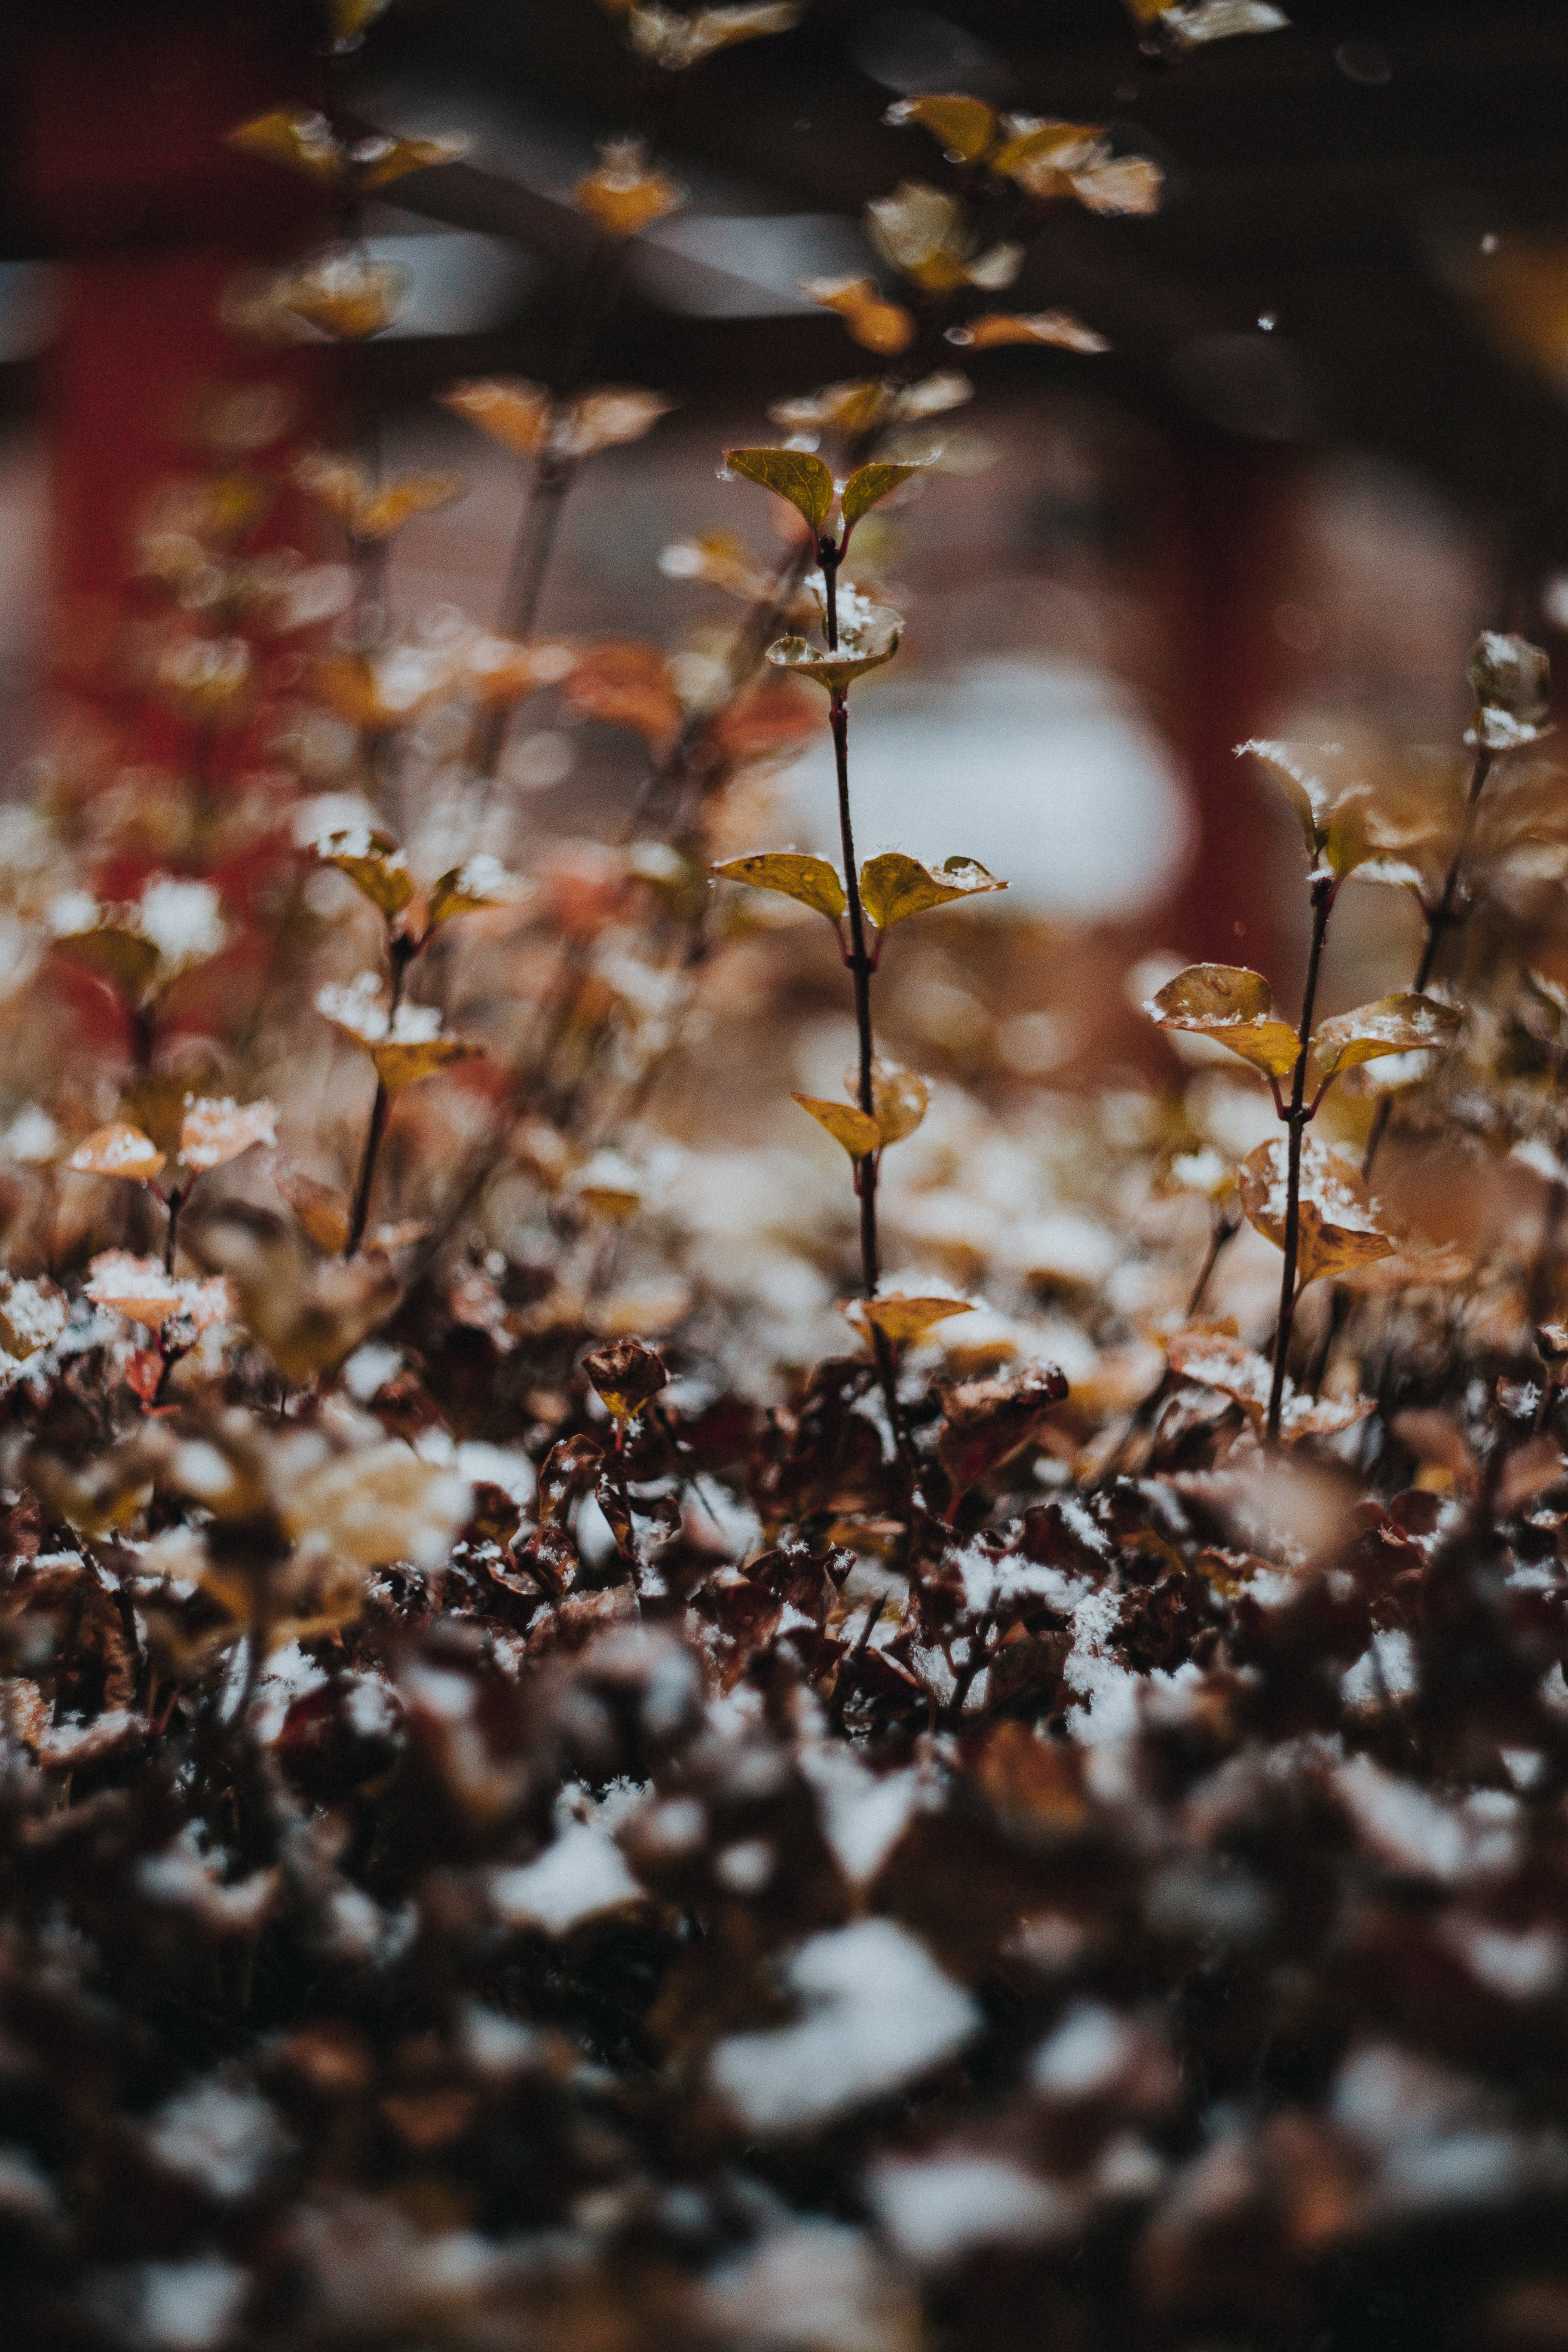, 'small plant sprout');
715,445,1005,1468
